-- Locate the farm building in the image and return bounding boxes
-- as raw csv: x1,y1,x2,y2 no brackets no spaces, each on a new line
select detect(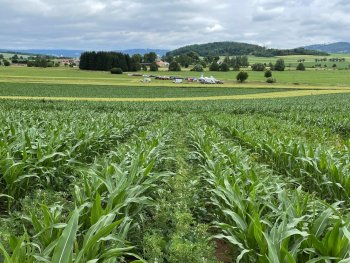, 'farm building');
156,60,169,68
